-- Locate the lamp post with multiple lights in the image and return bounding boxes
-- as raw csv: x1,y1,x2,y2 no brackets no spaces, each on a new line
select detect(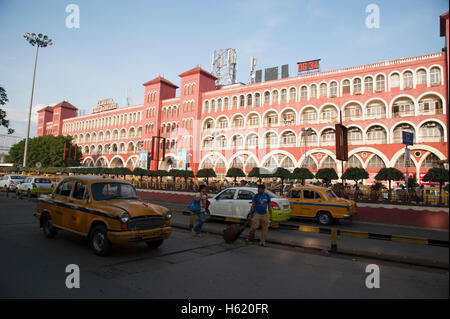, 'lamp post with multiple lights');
22,32,53,168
